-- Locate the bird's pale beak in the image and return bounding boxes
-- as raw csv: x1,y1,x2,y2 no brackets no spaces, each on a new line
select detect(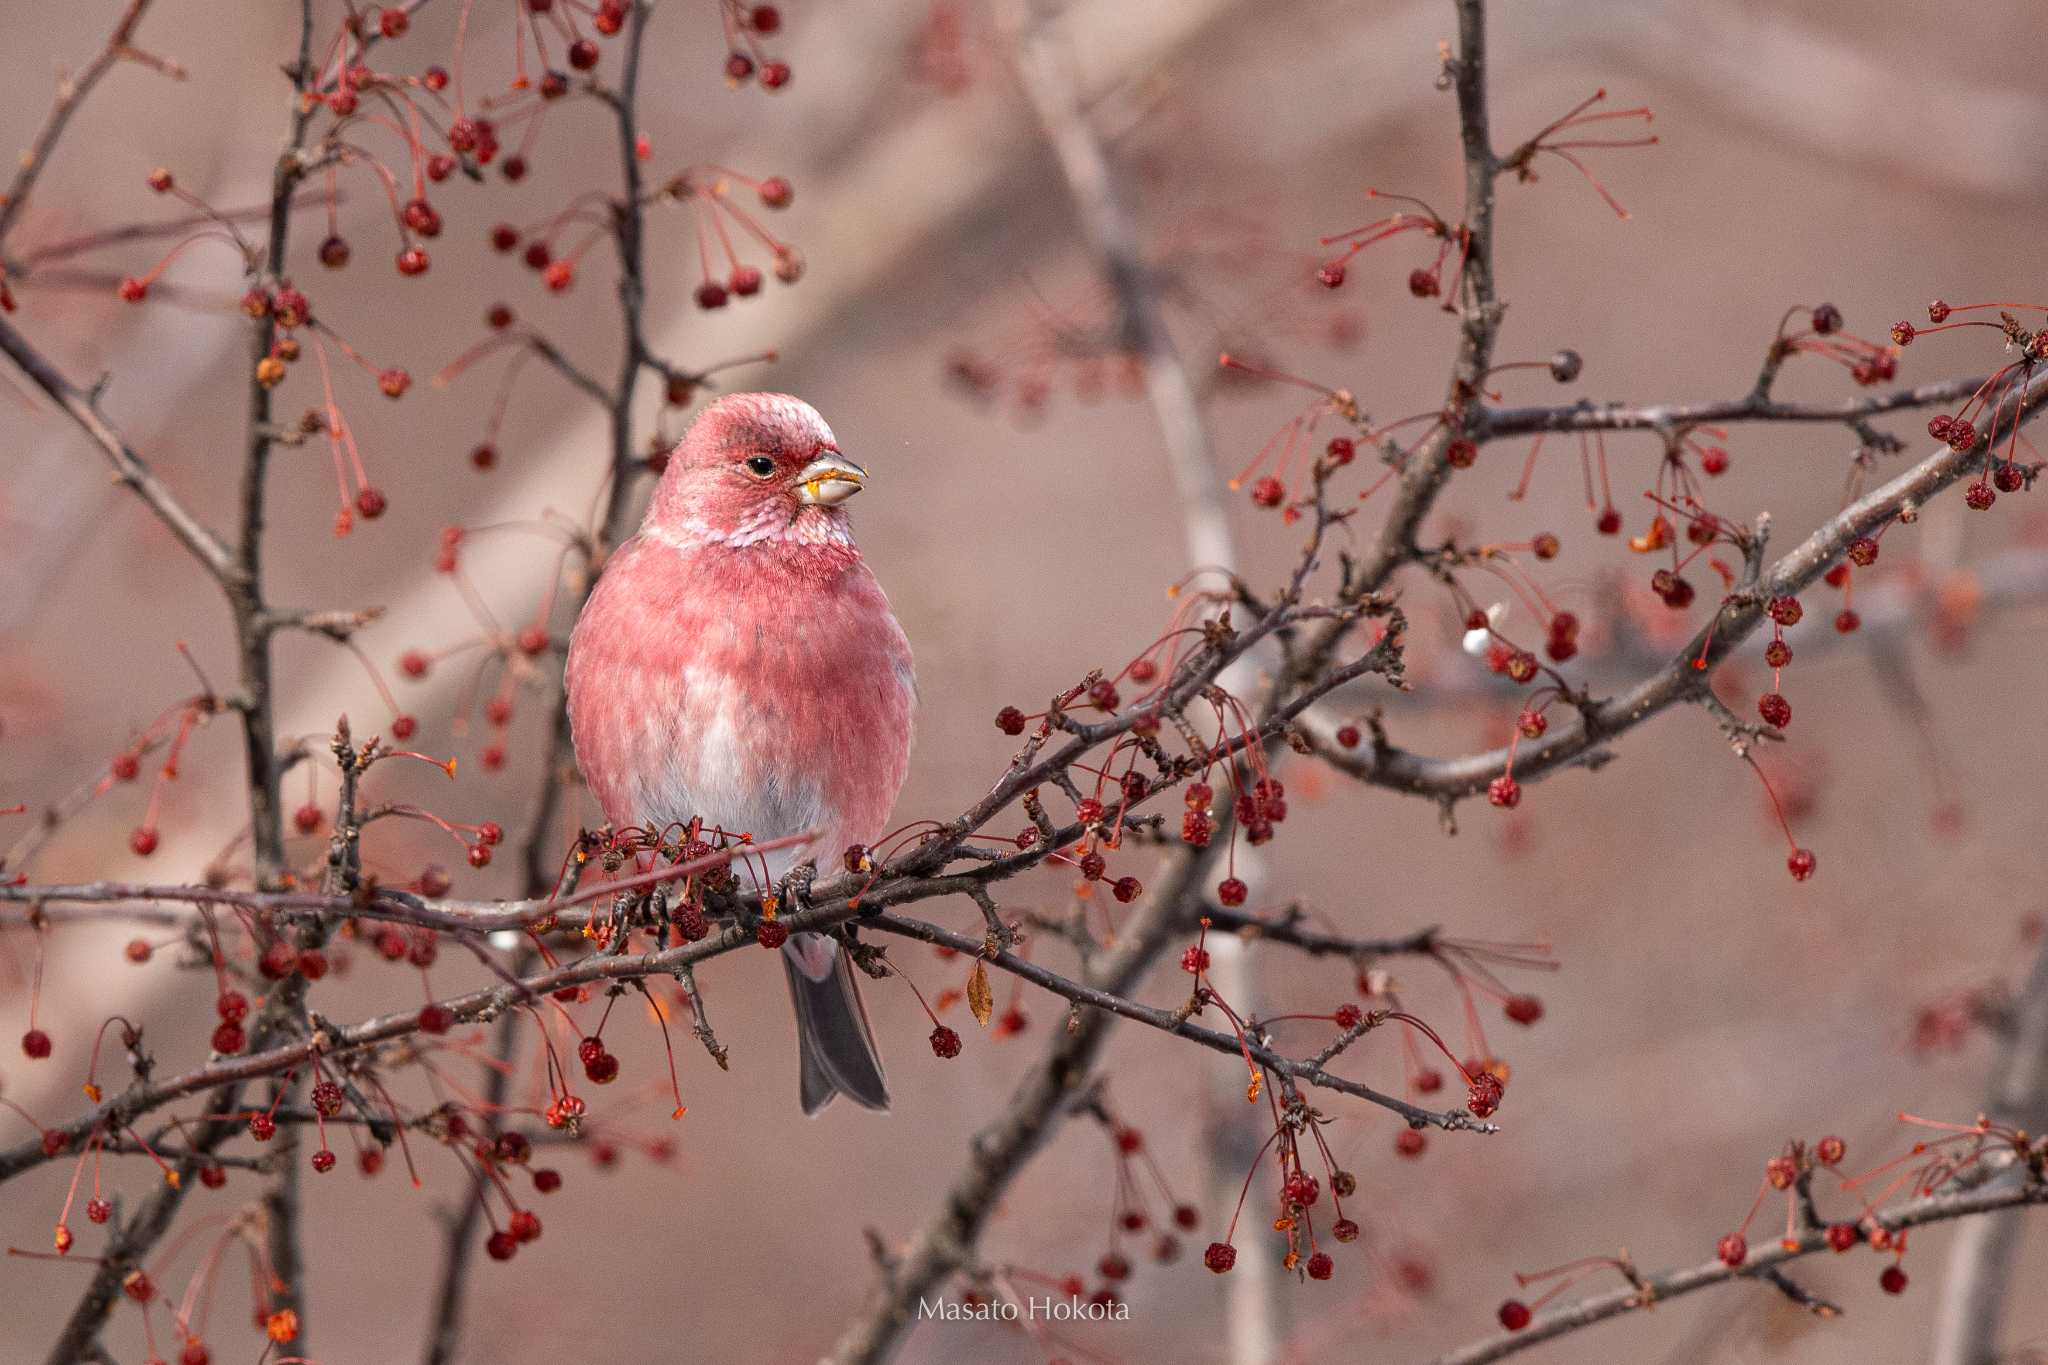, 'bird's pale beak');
795,452,867,505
